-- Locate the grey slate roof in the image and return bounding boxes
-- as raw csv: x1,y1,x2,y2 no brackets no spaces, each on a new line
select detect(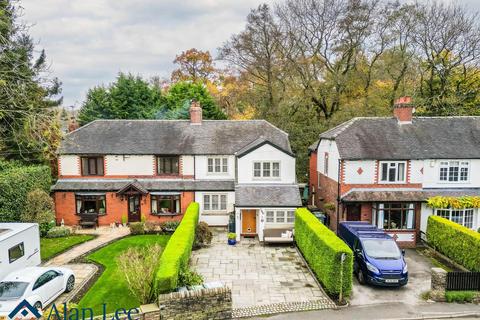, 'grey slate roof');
318,117,480,160
342,188,480,202
60,120,291,155
235,137,294,158
235,184,302,207
51,179,235,192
